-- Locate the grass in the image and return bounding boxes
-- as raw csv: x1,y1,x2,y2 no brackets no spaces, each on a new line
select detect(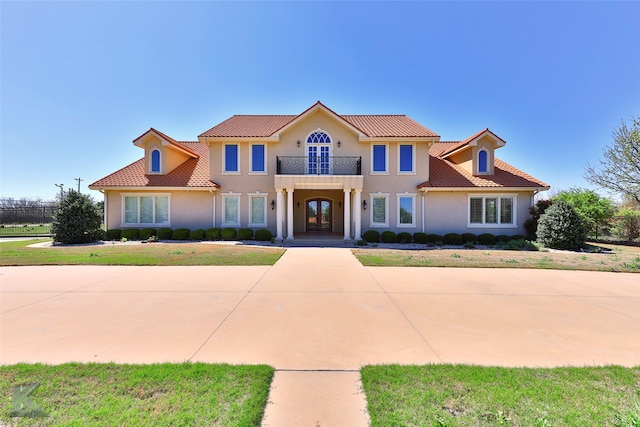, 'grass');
0,239,285,266
361,364,640,426
353,242,640,273
0,363,274,426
